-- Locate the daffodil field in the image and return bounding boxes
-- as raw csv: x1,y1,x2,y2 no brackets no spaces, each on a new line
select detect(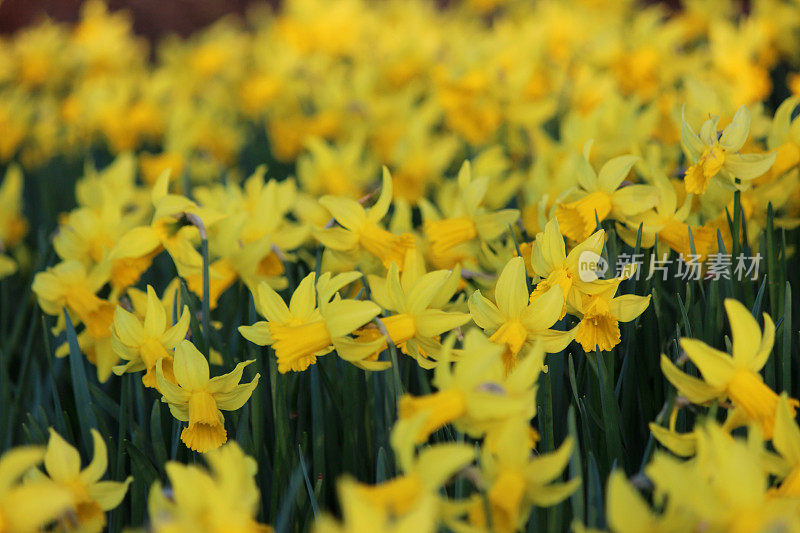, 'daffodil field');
4,0,800,531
